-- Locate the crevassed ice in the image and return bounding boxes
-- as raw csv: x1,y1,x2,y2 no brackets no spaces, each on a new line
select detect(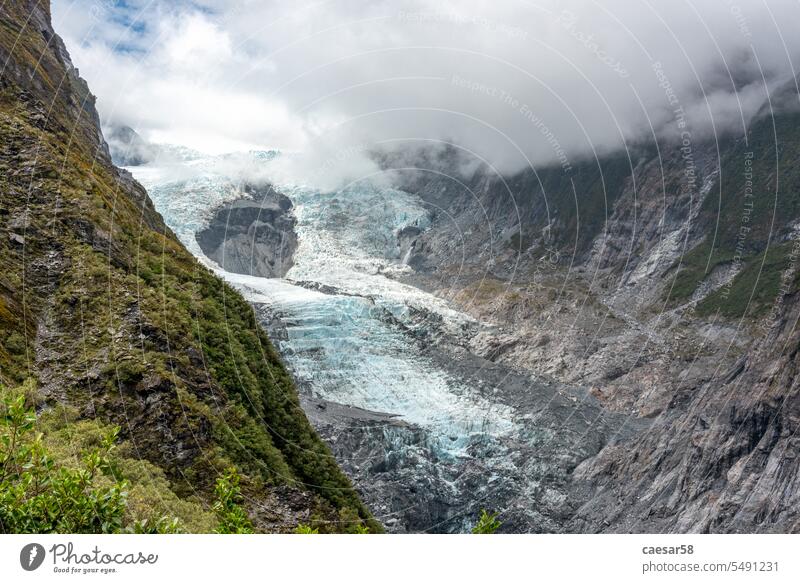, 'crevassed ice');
129,152,518,458
230,272,516,456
